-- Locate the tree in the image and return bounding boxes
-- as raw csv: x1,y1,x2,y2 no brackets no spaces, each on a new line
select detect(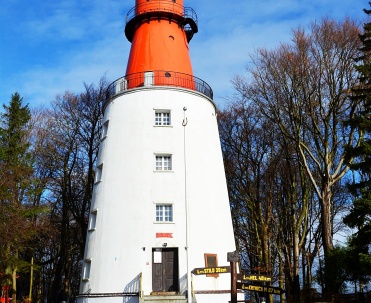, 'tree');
0,93,36,302
233,18,361,297
218,99,317,303
343,3,371,290
36,79,106,301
